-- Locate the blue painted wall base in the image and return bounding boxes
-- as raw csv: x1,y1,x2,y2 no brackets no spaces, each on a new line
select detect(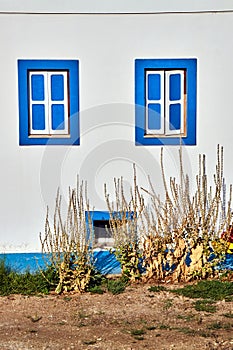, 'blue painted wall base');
1,252,232,275
0,251,121,275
